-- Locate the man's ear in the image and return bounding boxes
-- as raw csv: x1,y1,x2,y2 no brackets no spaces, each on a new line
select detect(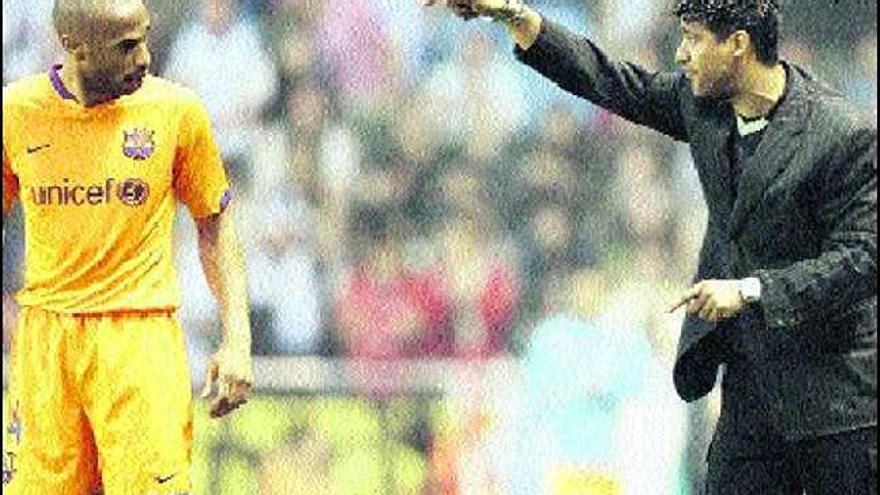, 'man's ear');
730,30,751,58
